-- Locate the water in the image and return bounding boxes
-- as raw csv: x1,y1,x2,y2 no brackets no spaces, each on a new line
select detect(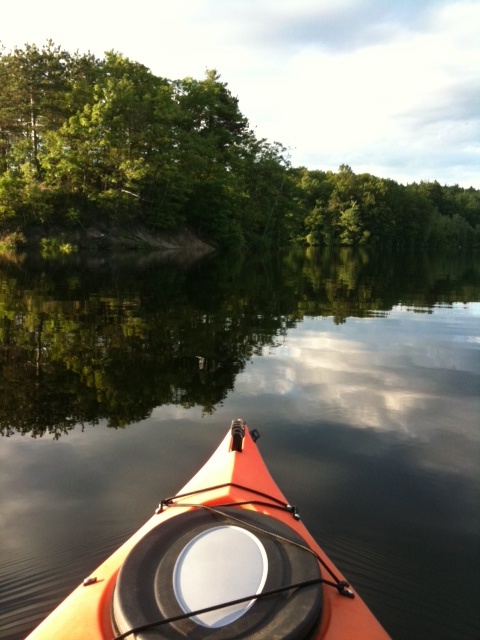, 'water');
0,248,479,639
